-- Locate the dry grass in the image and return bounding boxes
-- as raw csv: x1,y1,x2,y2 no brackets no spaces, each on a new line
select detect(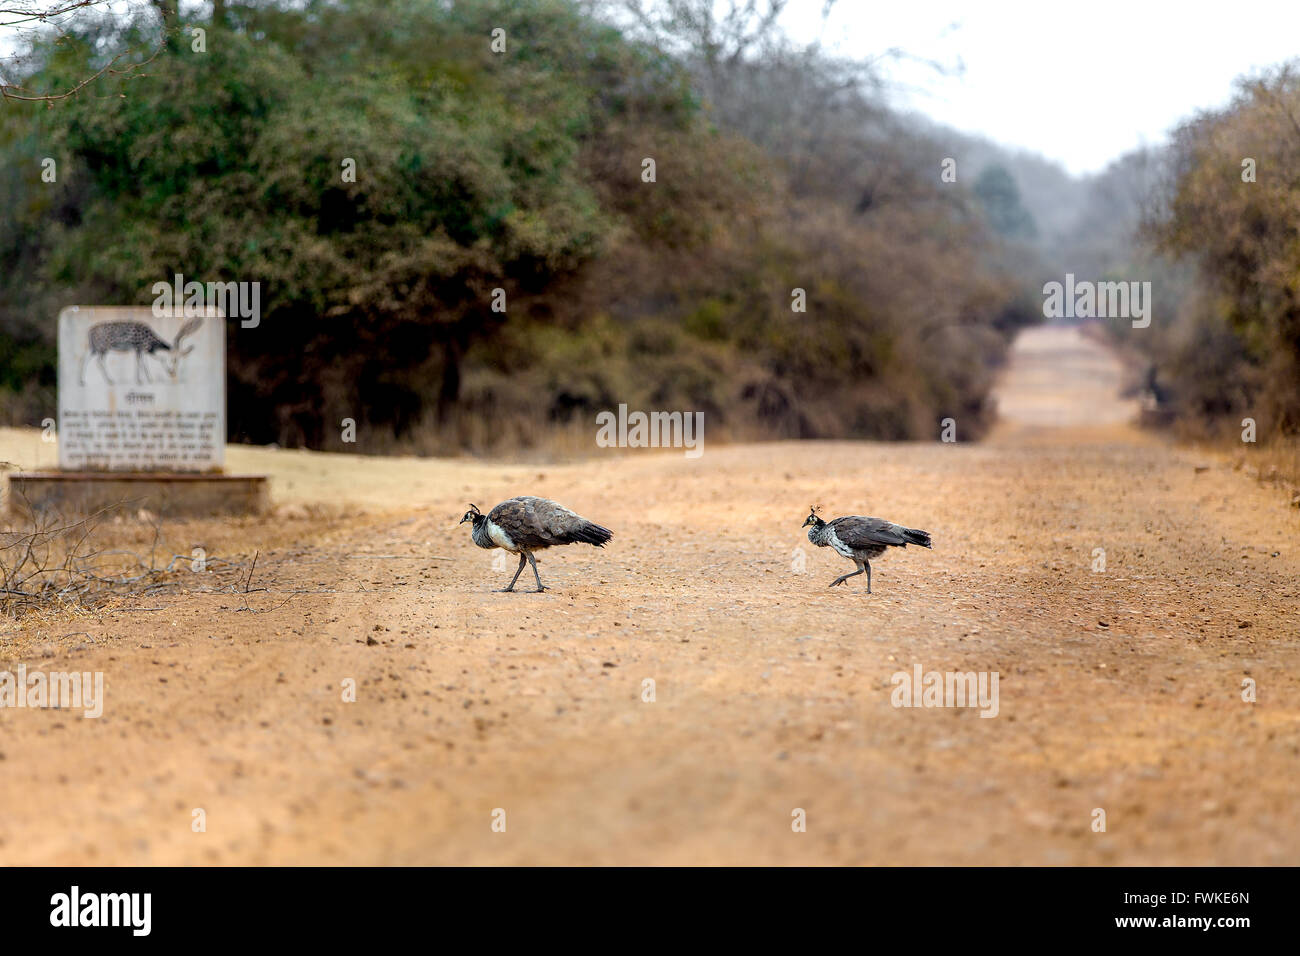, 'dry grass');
0,502,332,619
1230,436,1300,505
